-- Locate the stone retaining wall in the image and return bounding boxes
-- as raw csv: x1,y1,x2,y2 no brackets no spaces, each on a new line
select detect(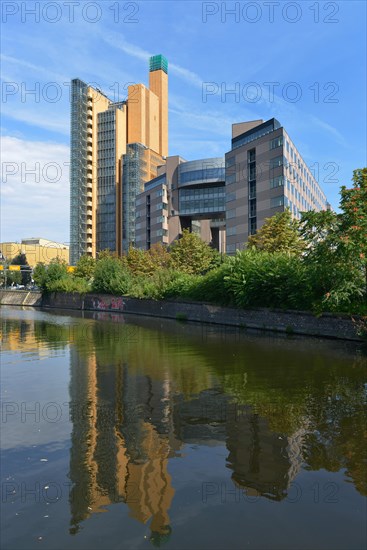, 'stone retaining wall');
1,290,362,341
0,290,42,307
38,291,362,342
